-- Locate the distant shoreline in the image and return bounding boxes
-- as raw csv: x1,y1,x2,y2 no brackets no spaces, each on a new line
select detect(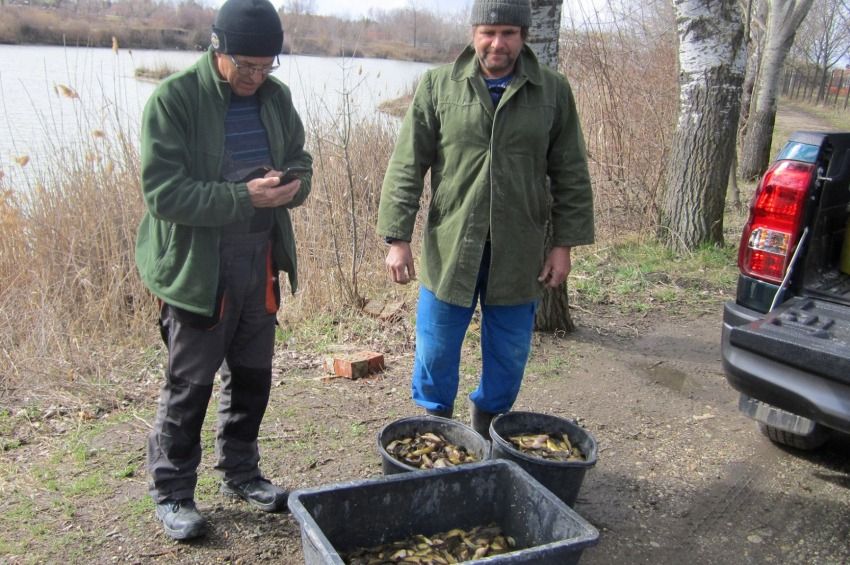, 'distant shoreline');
0,4,463,64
